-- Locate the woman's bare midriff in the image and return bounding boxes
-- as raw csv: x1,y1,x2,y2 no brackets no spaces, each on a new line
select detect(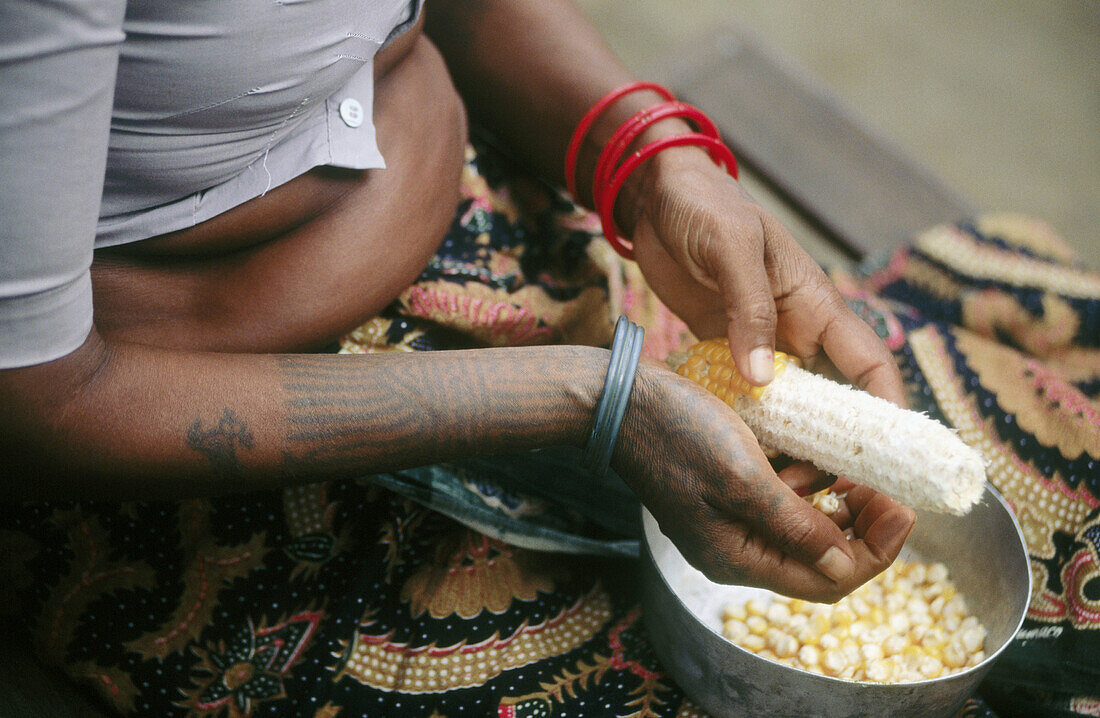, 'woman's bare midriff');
91,24,468,353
